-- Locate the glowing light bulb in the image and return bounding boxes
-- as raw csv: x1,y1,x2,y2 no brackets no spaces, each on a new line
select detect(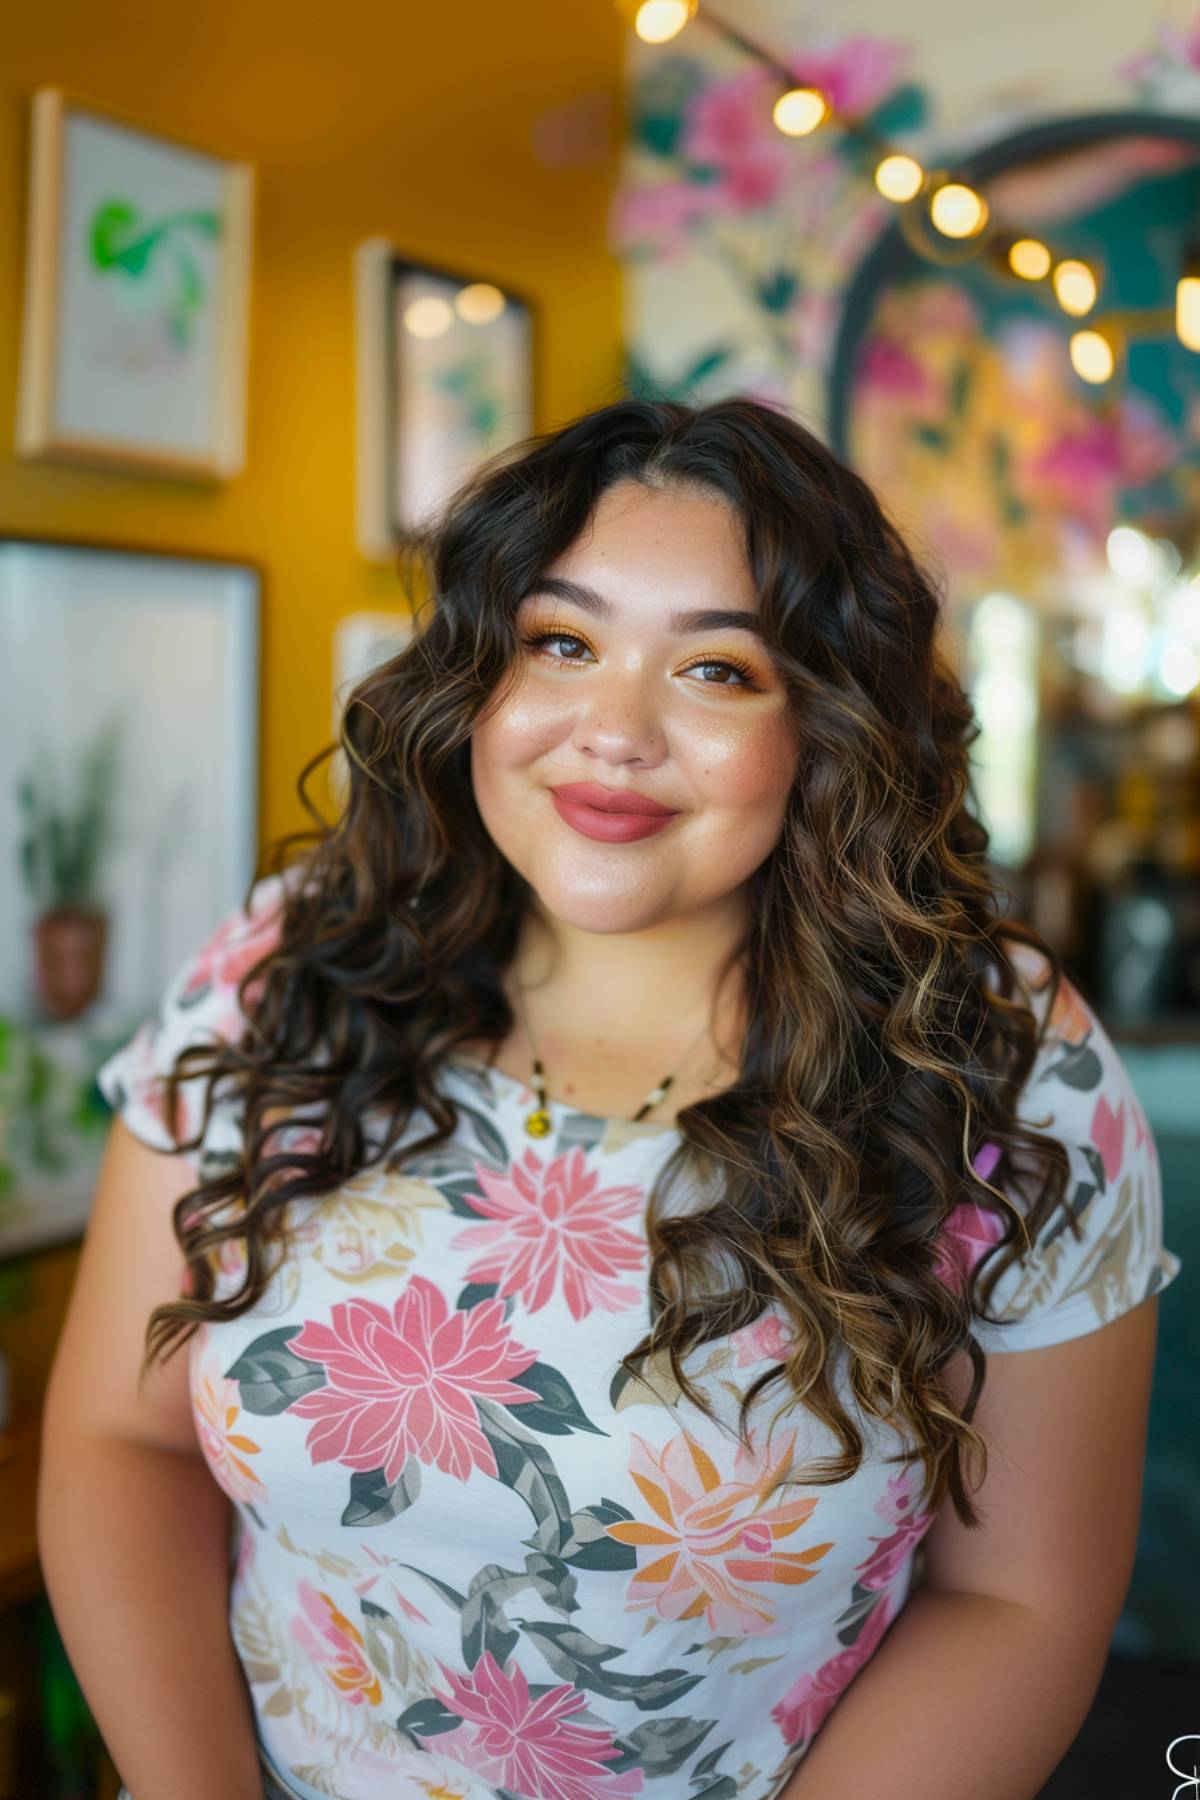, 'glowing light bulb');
1177,275,1200,352
1053,260,1097,317
929,182,988,238
456,283,506,325
632,0,696,43
772,87,828,136
874,154,924,203
1107,527,1154,583
1069,329,1114,383
403,296,453,339
1008,238,1051,280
